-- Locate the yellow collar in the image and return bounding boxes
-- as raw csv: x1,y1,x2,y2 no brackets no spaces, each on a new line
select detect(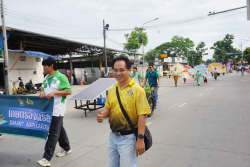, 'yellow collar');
115,78,135,89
